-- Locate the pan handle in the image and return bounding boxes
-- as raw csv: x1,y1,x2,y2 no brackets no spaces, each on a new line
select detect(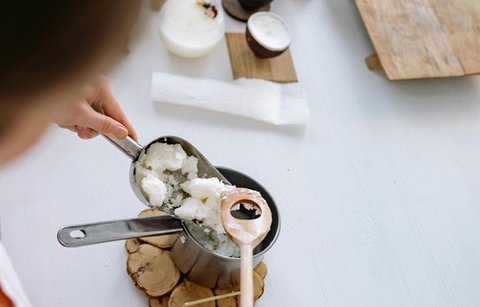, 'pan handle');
57,215,183,247
103,135,143,160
